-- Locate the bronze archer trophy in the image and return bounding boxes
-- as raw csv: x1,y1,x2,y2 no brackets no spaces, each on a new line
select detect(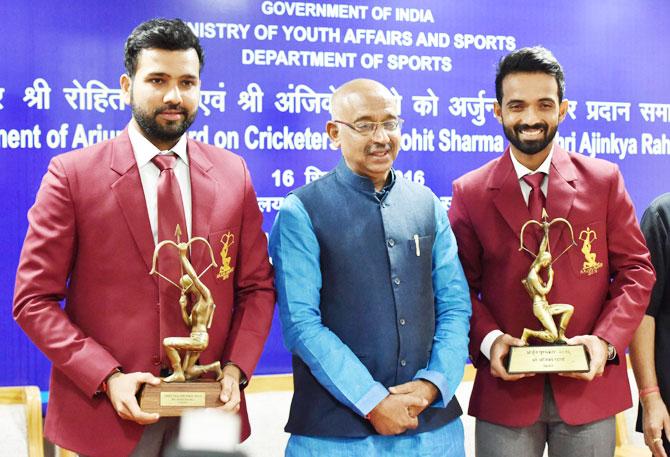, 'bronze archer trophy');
506,210,590,374
139,226,224,416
